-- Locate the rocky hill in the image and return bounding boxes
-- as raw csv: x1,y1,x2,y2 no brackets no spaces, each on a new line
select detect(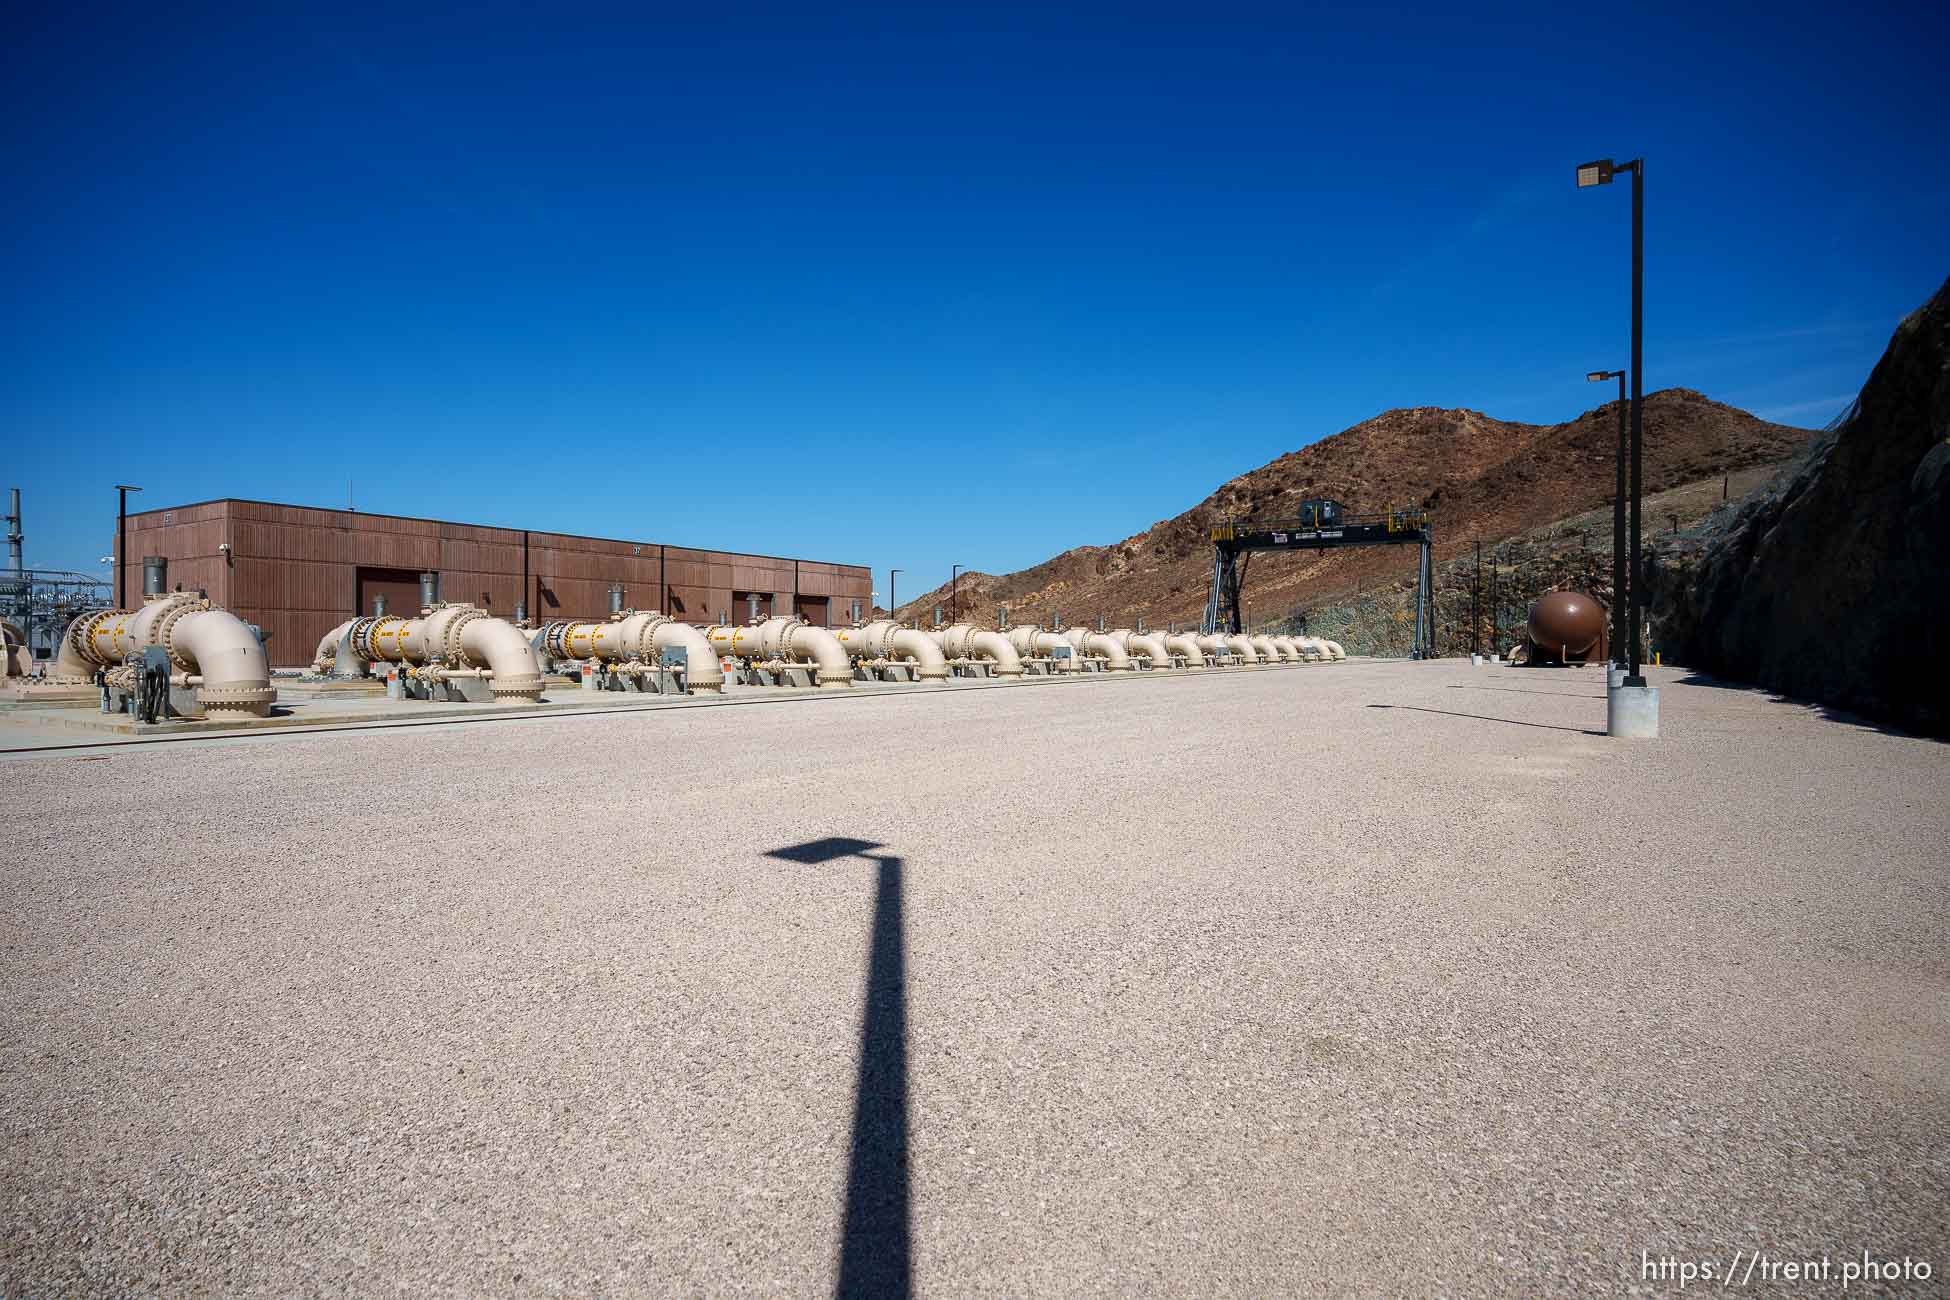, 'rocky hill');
897,389,1815,629
1649,276,1949,736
